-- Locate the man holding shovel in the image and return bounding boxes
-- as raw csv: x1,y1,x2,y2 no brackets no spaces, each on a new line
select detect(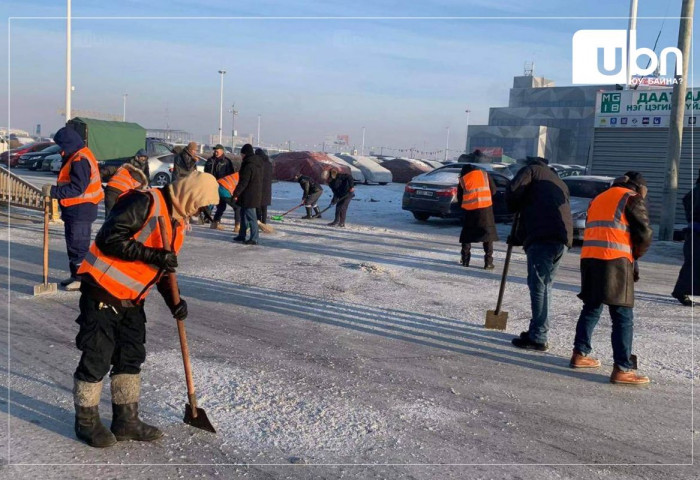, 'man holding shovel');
327,168,355,227
293,173,324,219
71,171,218,448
